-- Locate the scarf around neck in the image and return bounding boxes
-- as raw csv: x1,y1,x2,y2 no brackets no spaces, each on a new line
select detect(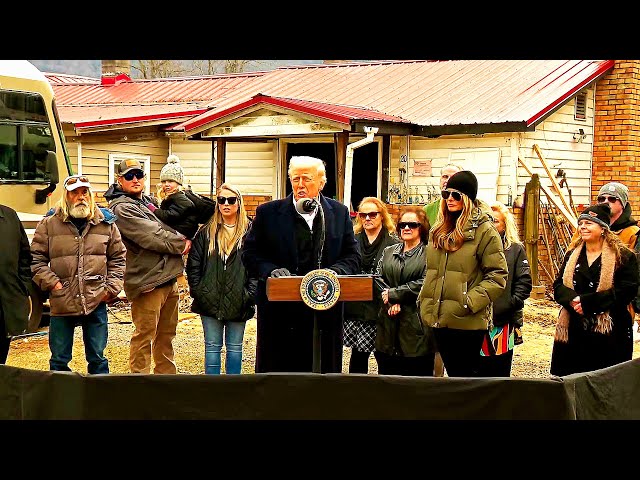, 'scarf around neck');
554,241,615,343
359,229,385,273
